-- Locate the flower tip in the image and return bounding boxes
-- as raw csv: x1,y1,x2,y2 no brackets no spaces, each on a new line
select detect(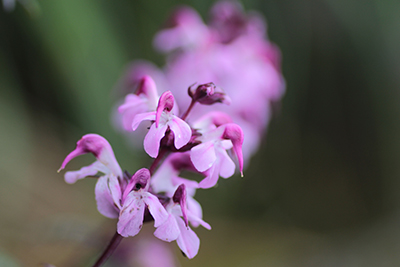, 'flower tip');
240,171,244,177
